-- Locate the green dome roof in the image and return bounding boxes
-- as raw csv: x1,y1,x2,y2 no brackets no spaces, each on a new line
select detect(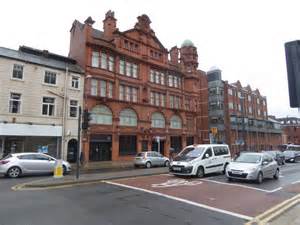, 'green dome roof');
181,39,194,47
